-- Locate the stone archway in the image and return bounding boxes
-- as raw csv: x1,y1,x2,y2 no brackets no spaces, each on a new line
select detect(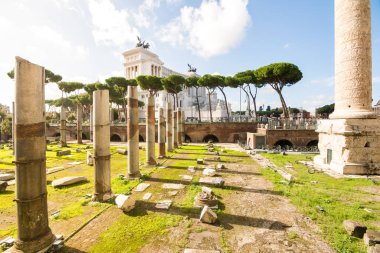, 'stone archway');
274,139,293,148
203,134,219,143
184,134,192,143
139,135,145,142
307,140,318,147
111,134,122,142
